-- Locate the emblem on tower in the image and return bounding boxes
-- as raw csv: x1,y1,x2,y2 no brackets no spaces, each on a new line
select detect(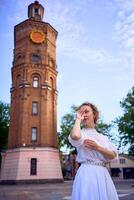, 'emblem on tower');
30,30,45,44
